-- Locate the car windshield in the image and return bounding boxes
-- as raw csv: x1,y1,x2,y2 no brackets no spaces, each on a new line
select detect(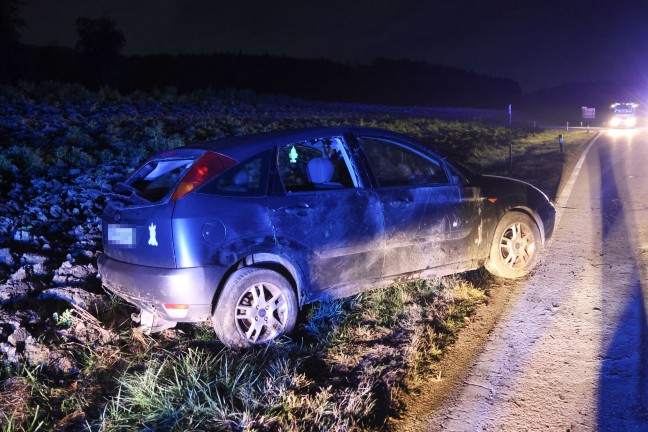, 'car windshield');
128,158,195,203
